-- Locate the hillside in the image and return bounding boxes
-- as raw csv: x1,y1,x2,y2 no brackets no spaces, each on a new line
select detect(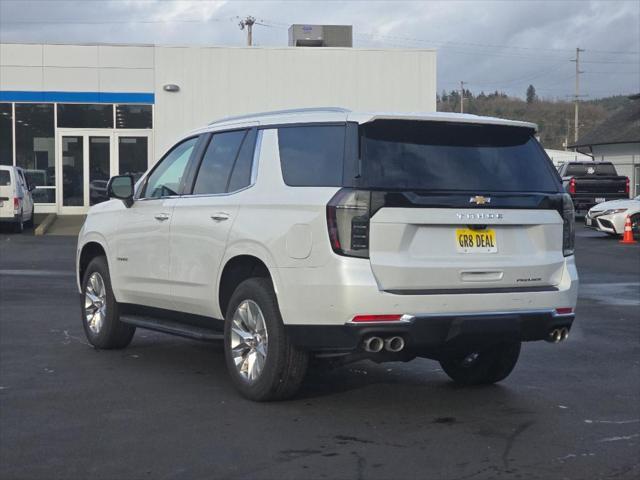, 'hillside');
437,91,633,149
